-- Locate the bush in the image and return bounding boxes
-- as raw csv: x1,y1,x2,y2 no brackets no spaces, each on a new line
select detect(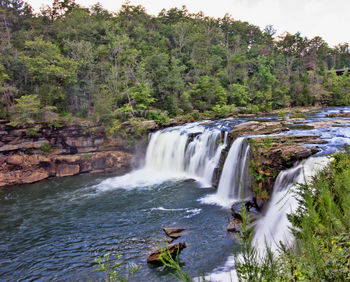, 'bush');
212,104,235,118
289,110,307,119
277,109,287,120
93,253,140,281
26,128,41,137
39,142,52,154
